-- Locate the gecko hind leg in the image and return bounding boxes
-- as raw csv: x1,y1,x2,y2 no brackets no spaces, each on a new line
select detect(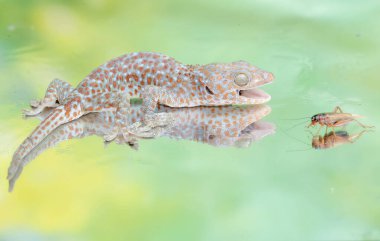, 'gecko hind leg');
24,79,74,117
